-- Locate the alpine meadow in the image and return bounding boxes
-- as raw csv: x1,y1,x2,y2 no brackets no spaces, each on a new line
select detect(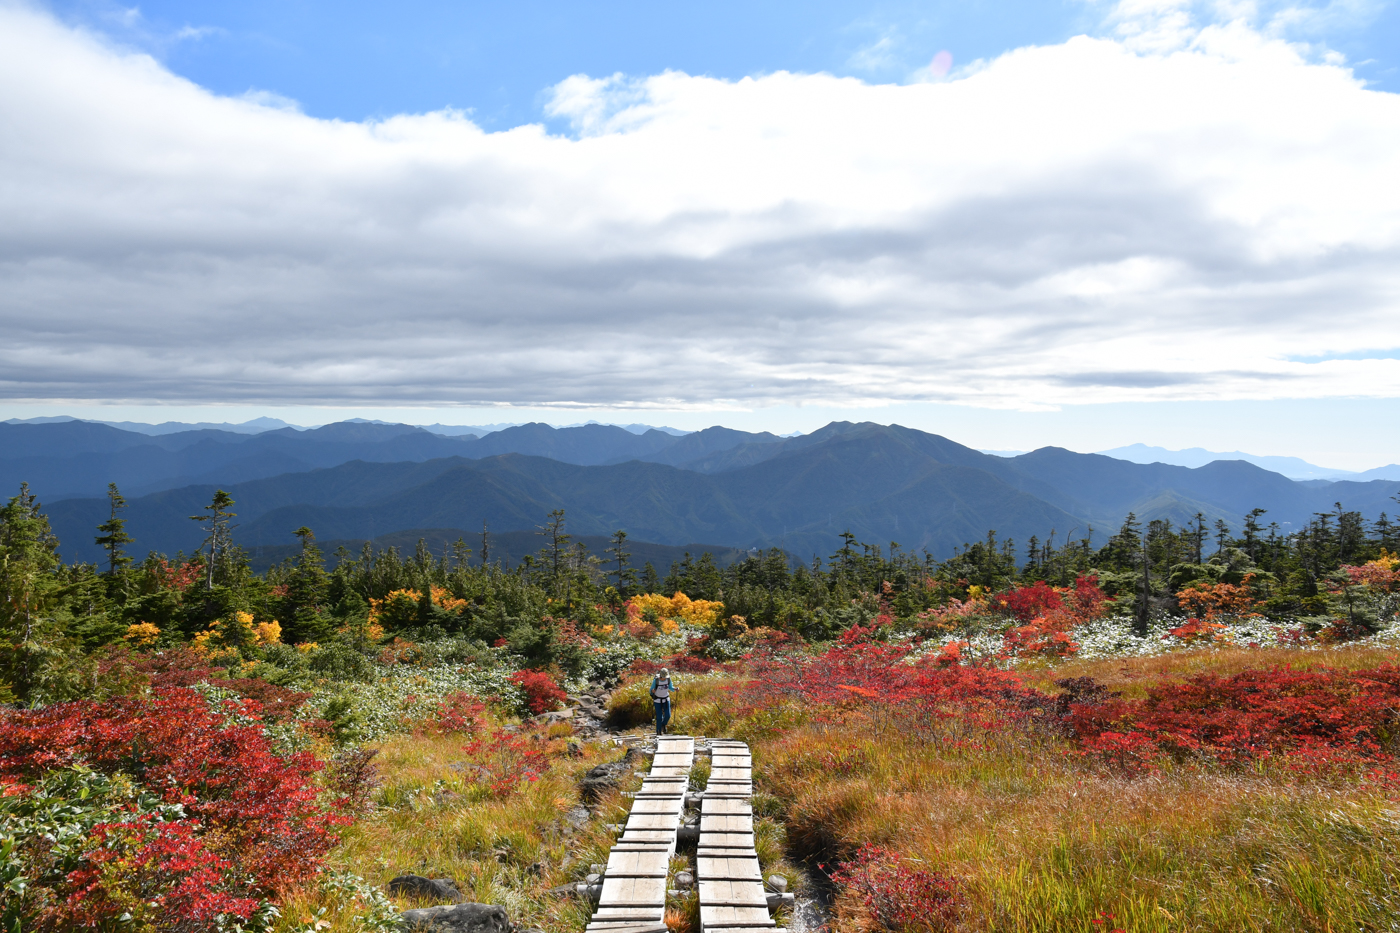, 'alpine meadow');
3,2,1400,932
